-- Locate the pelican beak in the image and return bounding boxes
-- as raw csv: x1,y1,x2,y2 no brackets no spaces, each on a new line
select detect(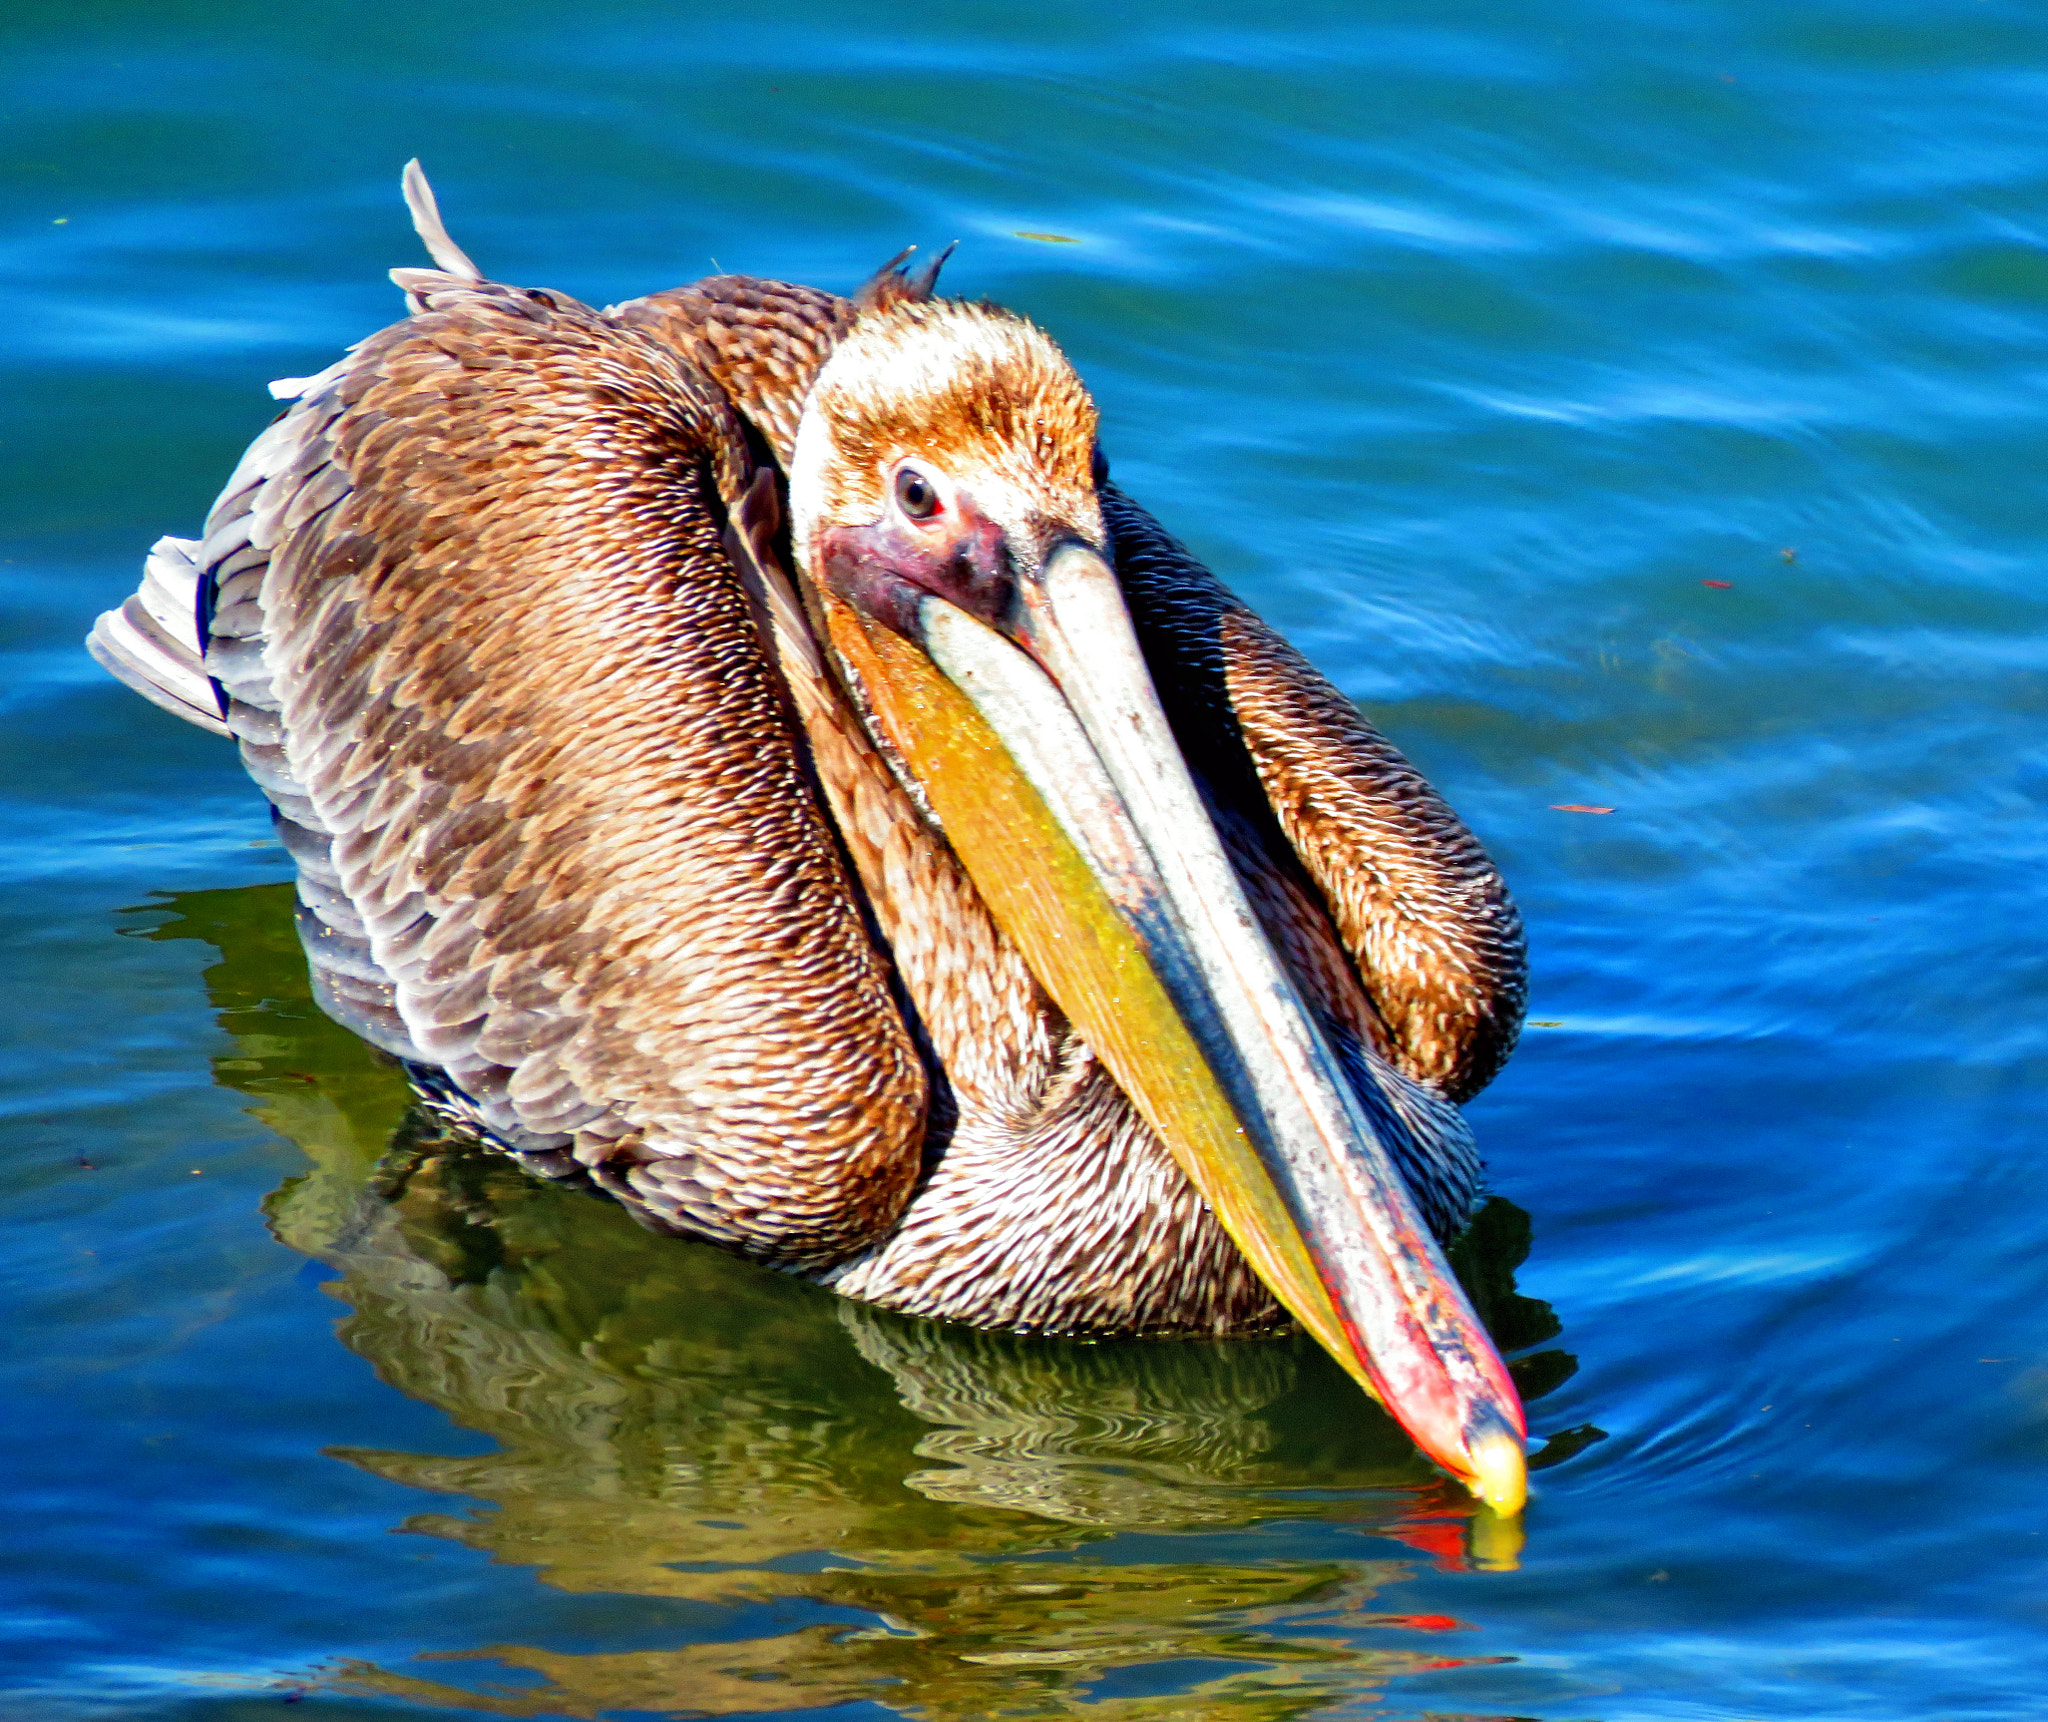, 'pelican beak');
818,533,1526,1516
